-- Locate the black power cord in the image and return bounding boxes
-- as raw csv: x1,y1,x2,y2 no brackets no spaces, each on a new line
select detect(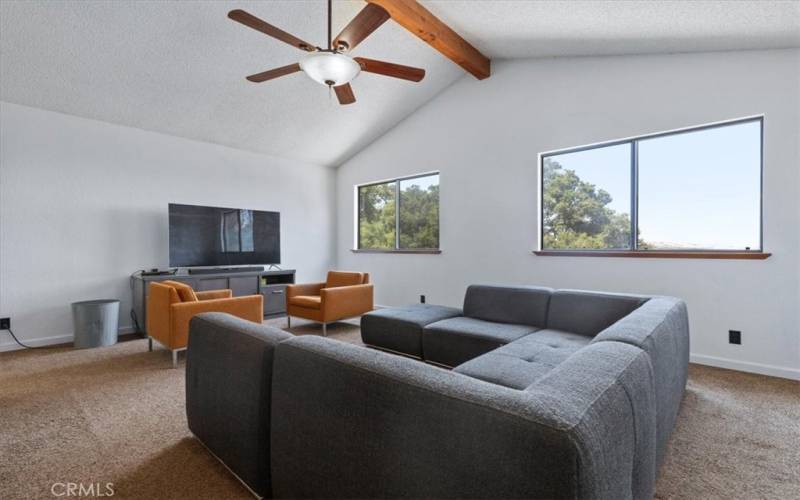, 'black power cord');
5,328,46,349
130,309,142,333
